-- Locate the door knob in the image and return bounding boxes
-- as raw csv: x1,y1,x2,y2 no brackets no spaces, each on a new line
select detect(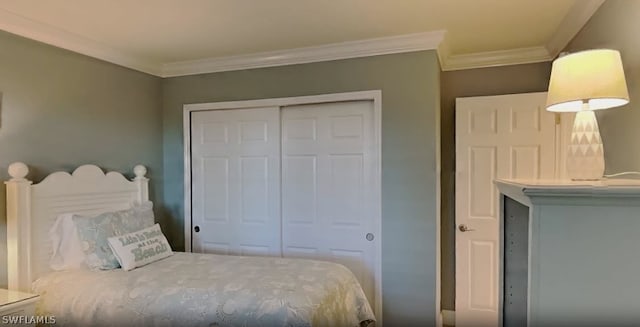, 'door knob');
458,224,475,232
194,226,200,233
